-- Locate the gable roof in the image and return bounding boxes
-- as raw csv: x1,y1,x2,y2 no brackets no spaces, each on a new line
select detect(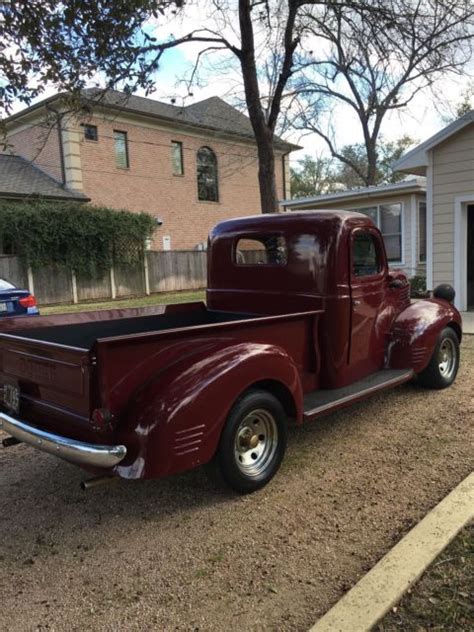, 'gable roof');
393,110,474,174
280,177,426,209
6,89,299,151
0,154,89,201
